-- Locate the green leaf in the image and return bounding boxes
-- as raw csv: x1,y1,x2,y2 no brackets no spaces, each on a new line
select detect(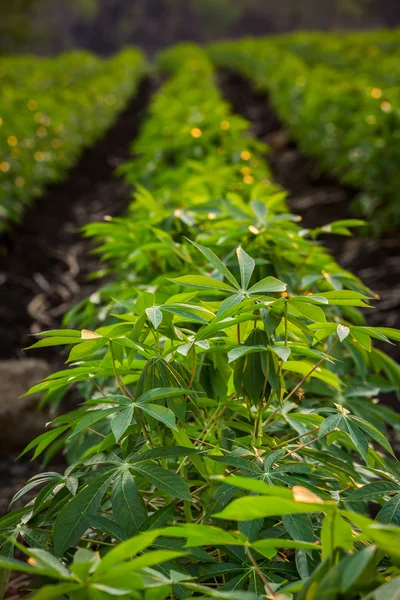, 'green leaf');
252,538,320,554
94,530,161,576
377,494,400,526
227,345,266,364
313,291,373,307
247,276,286,295
164,524,247,547
214,495,334,521
362,576,400,600
67,338,108,361
146,306,163,329
138,403,178,431
112,470,147,537
136,387,193,404
321,510,353,558
132,464,192,501
171,275,235,292
269,345,291,362
111,406,134,443
220,475,293,498
70,408,116,438
350,415,396,456
236,247,255,290
20,426,69,460
337,324,350,342
283,513,313,543
54,471,114,556
188,240,239,288
347,482,400,503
